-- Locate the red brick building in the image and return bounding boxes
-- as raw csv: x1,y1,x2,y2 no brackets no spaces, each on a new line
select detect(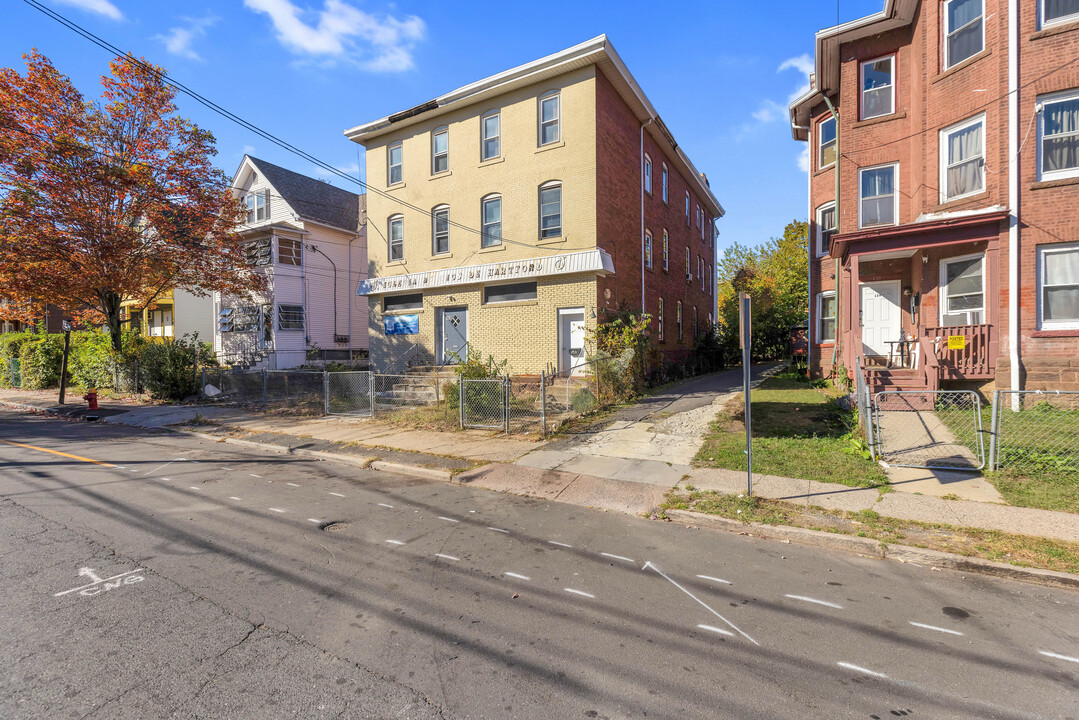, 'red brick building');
790,0,1079,392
